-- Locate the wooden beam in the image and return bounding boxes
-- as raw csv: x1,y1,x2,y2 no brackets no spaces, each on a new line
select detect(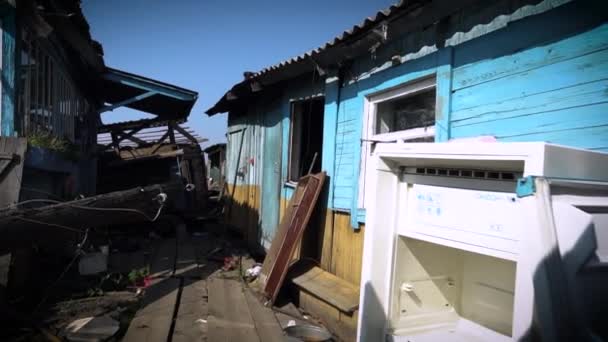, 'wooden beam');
168,122,176,144
174,124,199,144
110,131,120,152
99,91,156,113
103,71,196,101
122,134,147,145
